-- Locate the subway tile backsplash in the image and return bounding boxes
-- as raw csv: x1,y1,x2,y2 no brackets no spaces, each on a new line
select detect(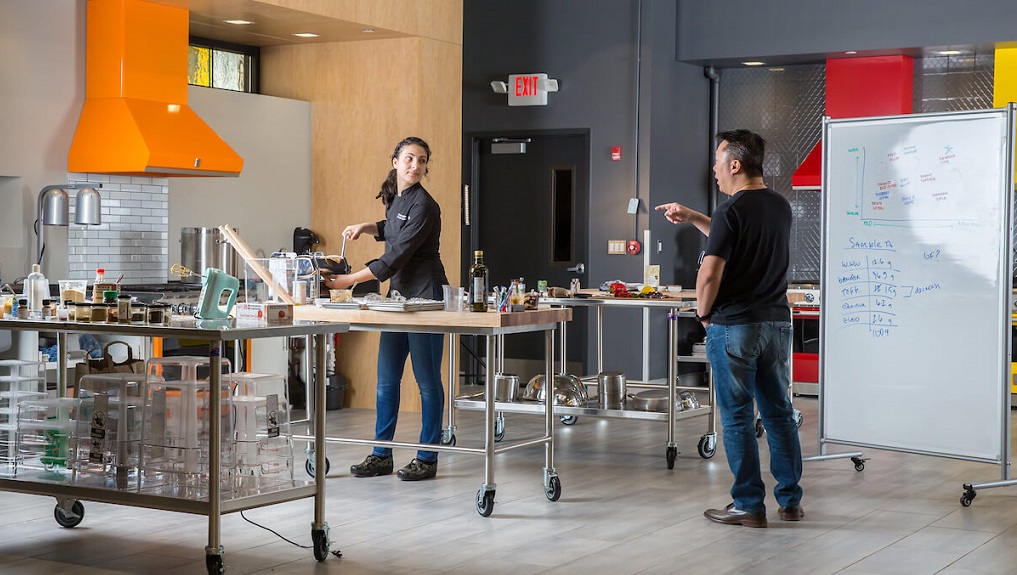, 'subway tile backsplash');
66,173,169,284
